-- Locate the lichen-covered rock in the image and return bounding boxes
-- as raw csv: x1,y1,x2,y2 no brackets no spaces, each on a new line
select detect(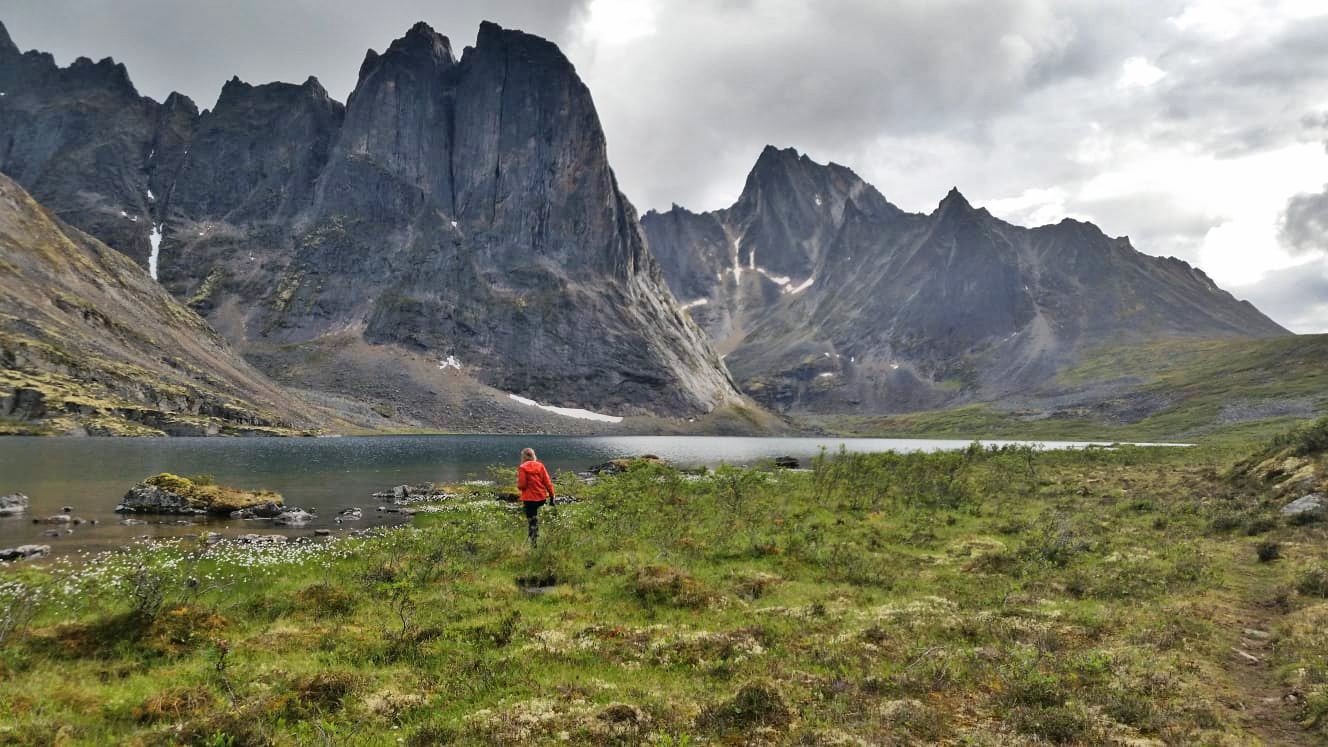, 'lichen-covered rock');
1283,493,1326,515
0,493,29,516
116,473,282,516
